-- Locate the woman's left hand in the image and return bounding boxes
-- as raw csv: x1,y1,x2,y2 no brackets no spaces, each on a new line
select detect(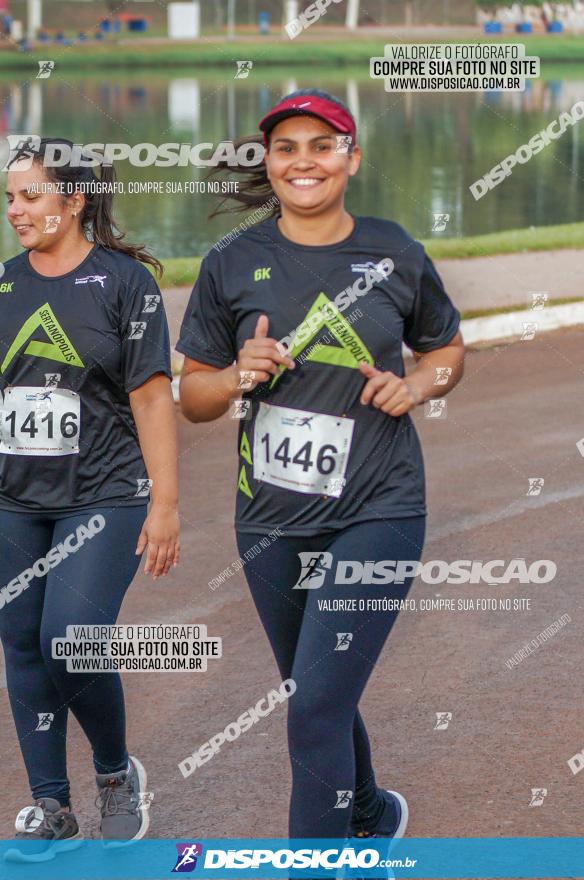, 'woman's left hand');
359,362,421,416
135,504,180,579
